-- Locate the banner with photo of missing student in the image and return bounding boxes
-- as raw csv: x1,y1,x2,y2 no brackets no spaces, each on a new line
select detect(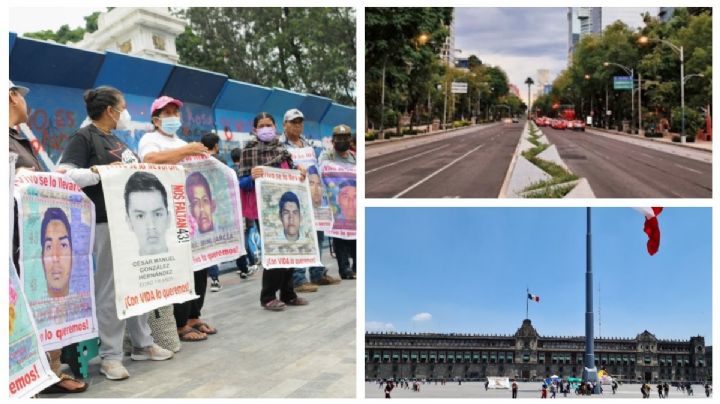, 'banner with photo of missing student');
9,261,59,398
288,147,334,231
9,154,59,398
179,155,245,270
320,161,356,240
255,167,321,269
97,164,196,319
14,171,98,350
